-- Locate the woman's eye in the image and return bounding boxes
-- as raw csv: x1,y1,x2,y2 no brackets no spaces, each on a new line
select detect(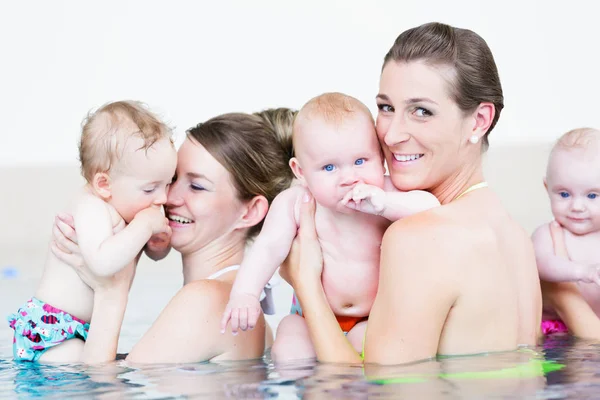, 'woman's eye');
377,104,394,113
355,158,365,166
414,107,432,117
191,184,206,191
559,192,570,198
323,164,335,172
